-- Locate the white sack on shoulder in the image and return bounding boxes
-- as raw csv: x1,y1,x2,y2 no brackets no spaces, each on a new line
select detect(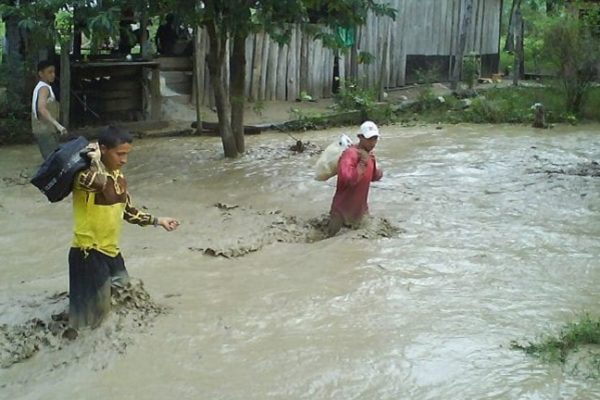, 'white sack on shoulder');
314,134,353,181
